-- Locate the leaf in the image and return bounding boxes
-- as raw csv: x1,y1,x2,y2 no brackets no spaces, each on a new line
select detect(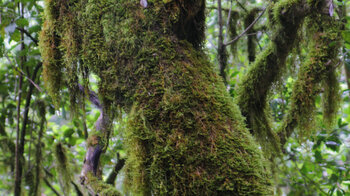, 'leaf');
329,174,338,183
314,150,322,162
15,18,29,27
63,128,75,138
10,29,21,42
29,25,41,33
